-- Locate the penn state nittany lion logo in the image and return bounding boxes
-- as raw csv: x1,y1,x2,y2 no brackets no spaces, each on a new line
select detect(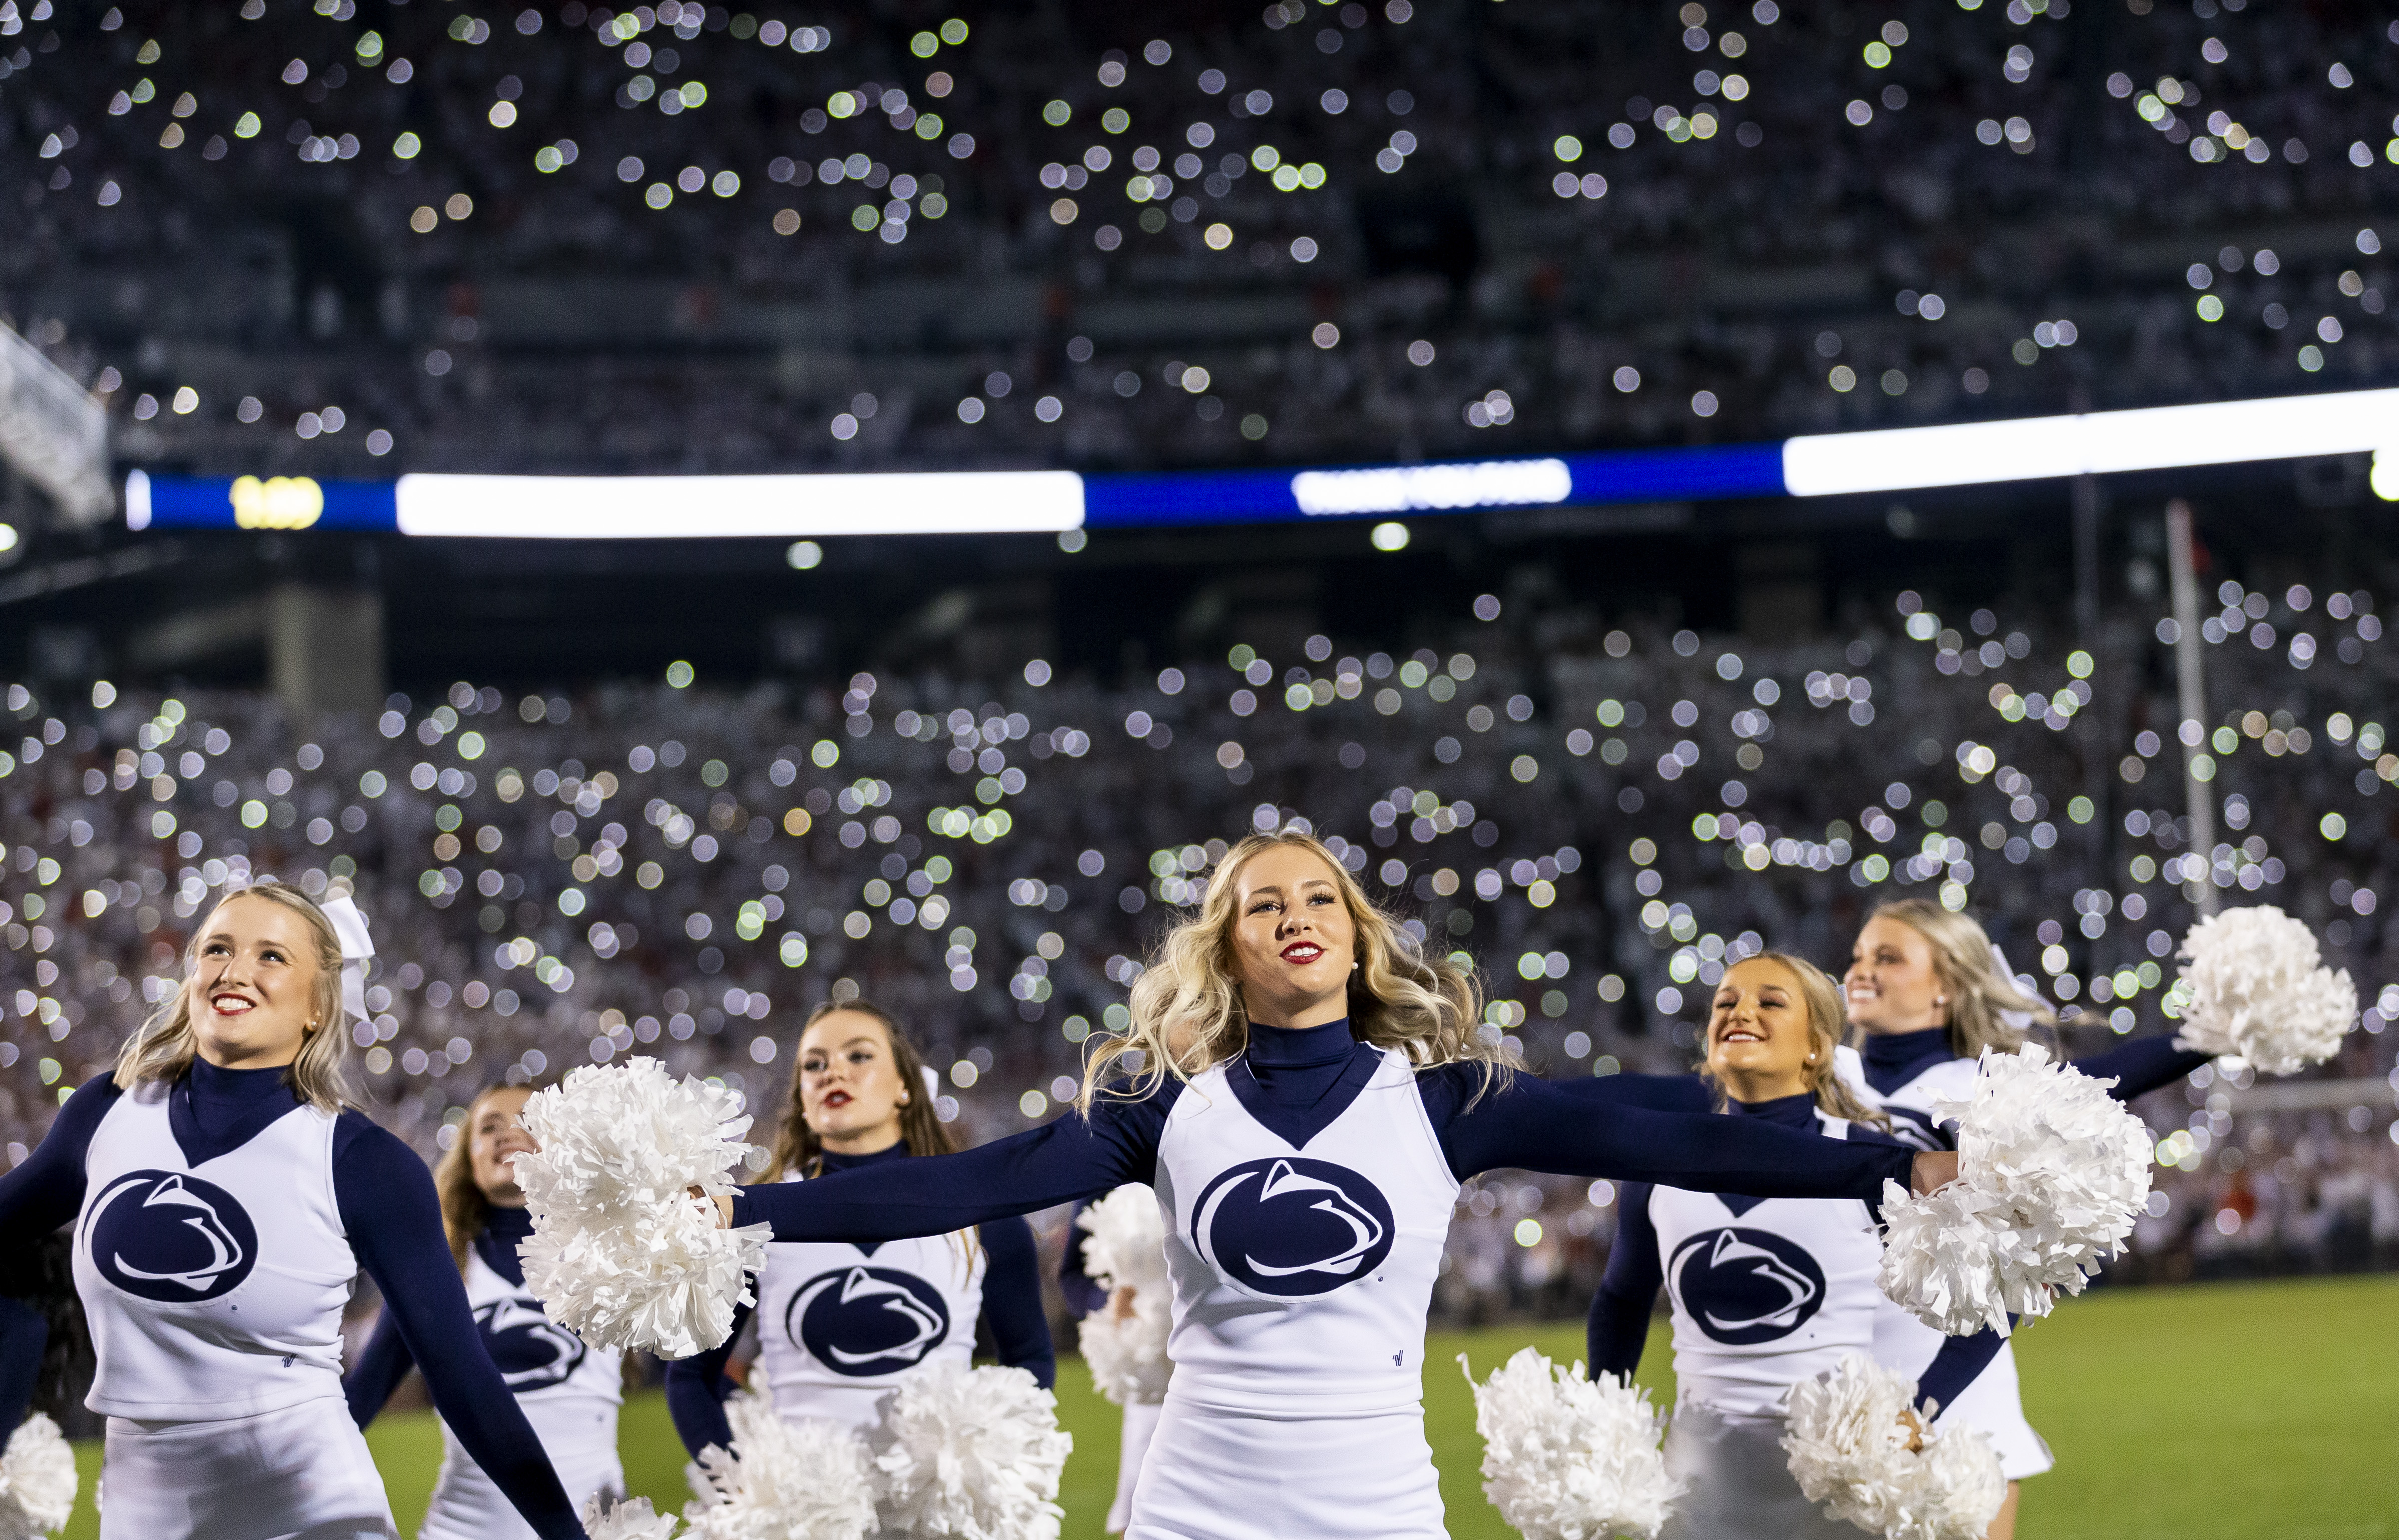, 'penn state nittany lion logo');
84,1170,259,1303
476,1294,589,1392
1192,1156,1396,1298
1668,1227,1828,1345
786,1266,952,1377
